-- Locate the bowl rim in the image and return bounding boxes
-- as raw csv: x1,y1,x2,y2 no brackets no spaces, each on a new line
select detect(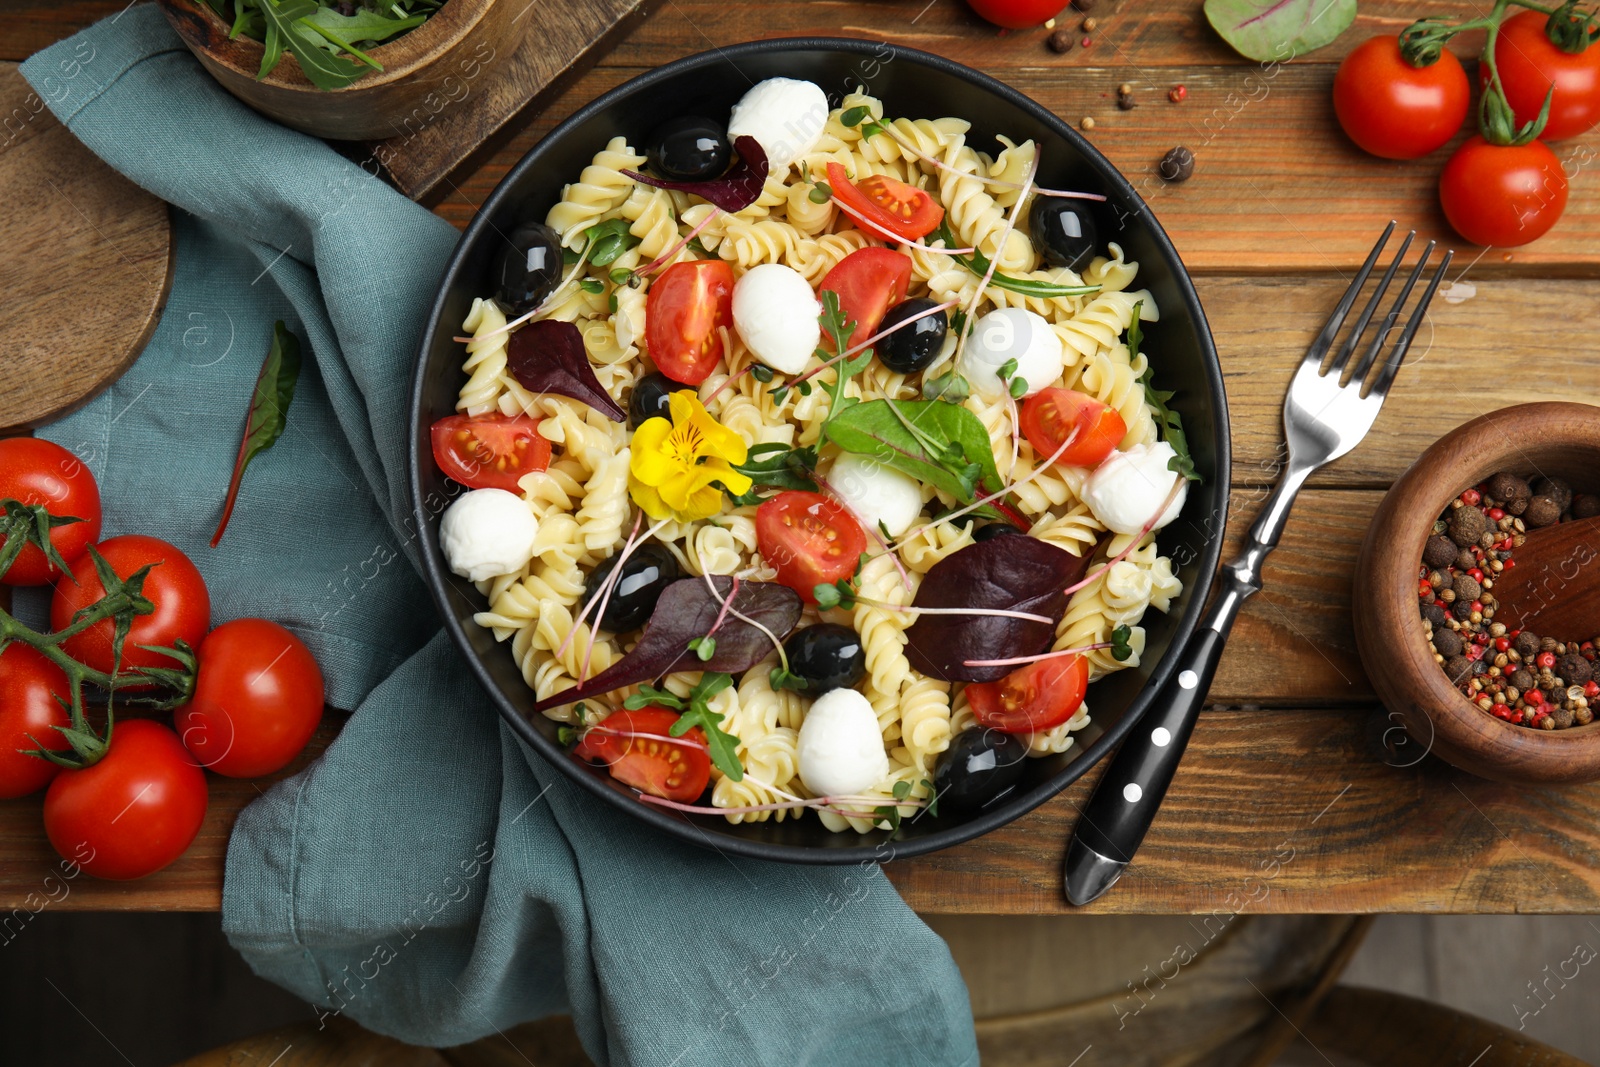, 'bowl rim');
407,36,1233,863
156,0,492,91
1354,401,1600,783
